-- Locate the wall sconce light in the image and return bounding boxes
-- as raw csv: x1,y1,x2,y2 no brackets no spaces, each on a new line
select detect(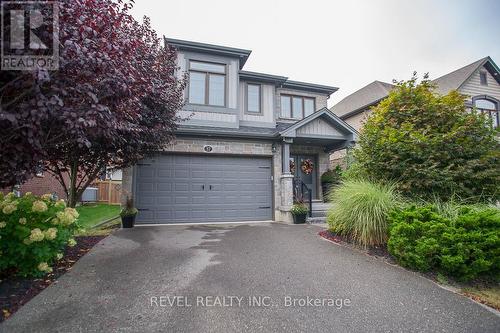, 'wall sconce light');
272,143,277,153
